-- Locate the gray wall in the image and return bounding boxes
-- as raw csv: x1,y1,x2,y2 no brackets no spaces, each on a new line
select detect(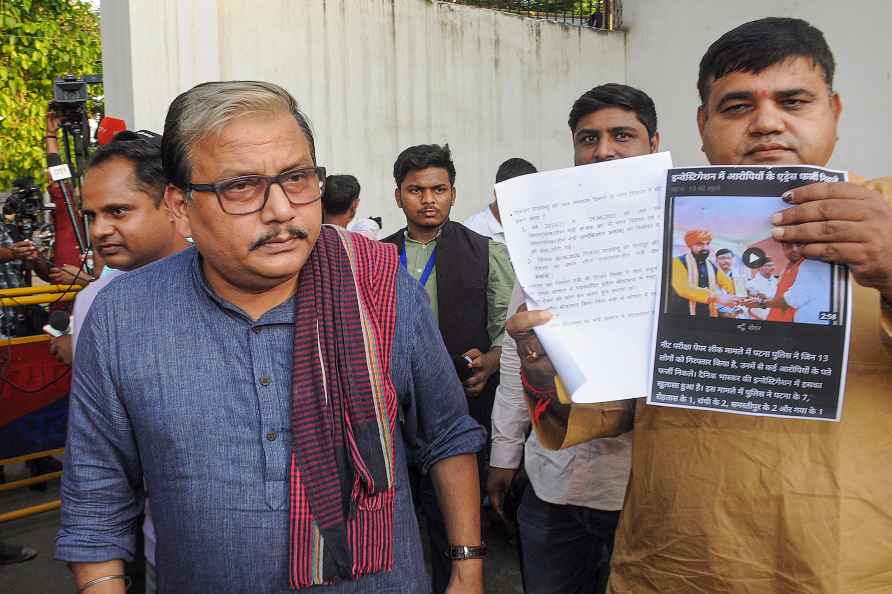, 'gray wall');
102,0,626,233
102,1,892,233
